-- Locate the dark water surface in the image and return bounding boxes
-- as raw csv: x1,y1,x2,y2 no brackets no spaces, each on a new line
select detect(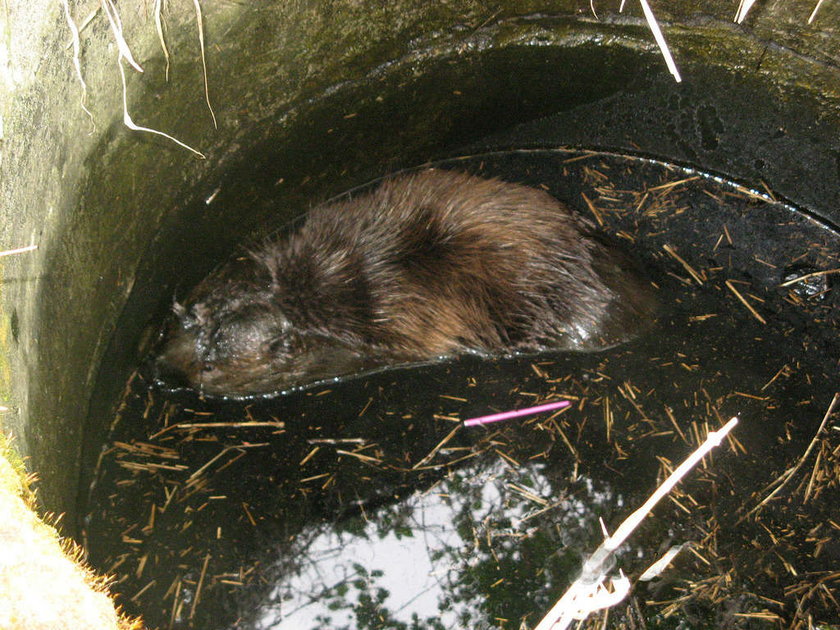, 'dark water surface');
84,150,840,629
